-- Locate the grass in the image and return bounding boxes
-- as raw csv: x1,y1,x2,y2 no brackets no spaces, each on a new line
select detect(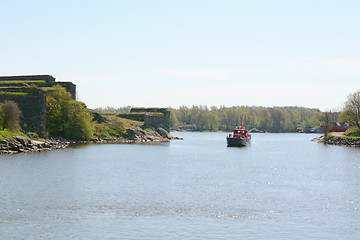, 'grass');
123,112,164,116
41,86,66,91
0,91,34,96
131,107,168,111
118,113,146,116
147,112,164,116
0,80,47,85
0,111,152,142
0,129,29,142
93,115,144,139
326,127,360,140
344,127,360,138
115,116,144,129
